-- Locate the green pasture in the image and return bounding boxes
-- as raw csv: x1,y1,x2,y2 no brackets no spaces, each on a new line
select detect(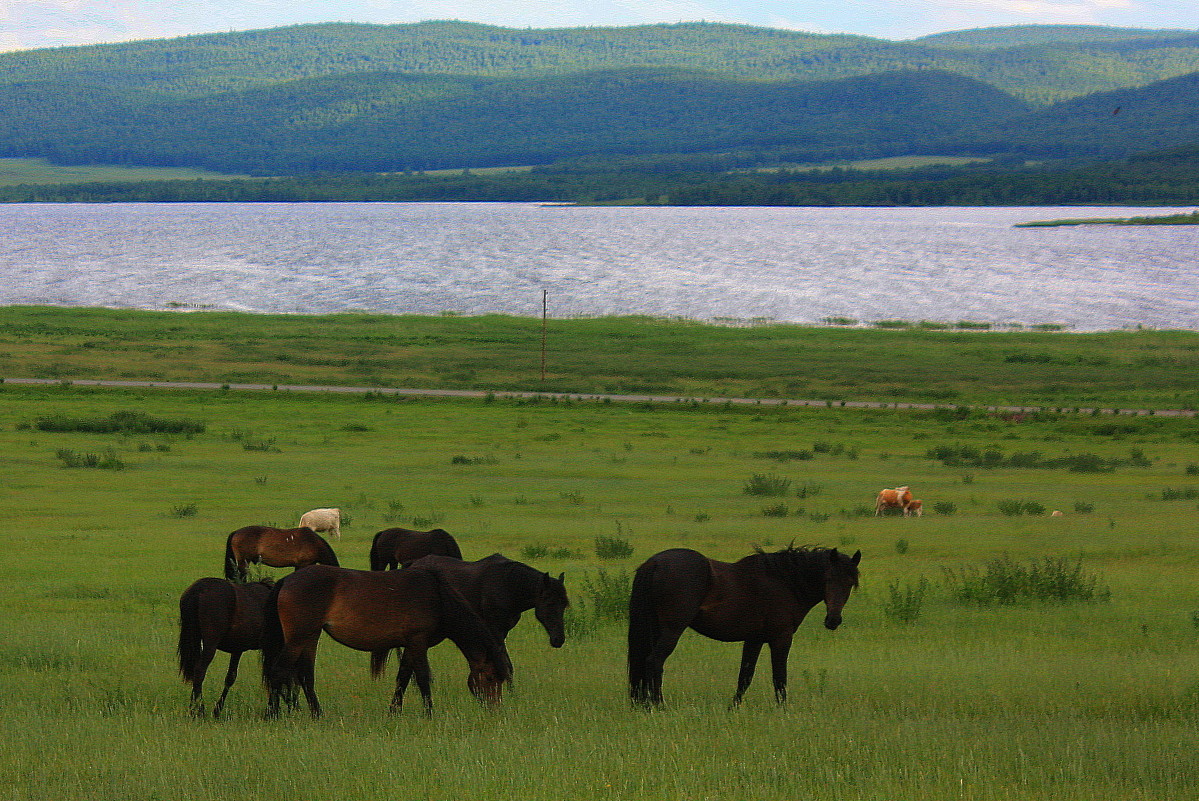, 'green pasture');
0,158,246,187
2,378,1198,800
2,306,1199,411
